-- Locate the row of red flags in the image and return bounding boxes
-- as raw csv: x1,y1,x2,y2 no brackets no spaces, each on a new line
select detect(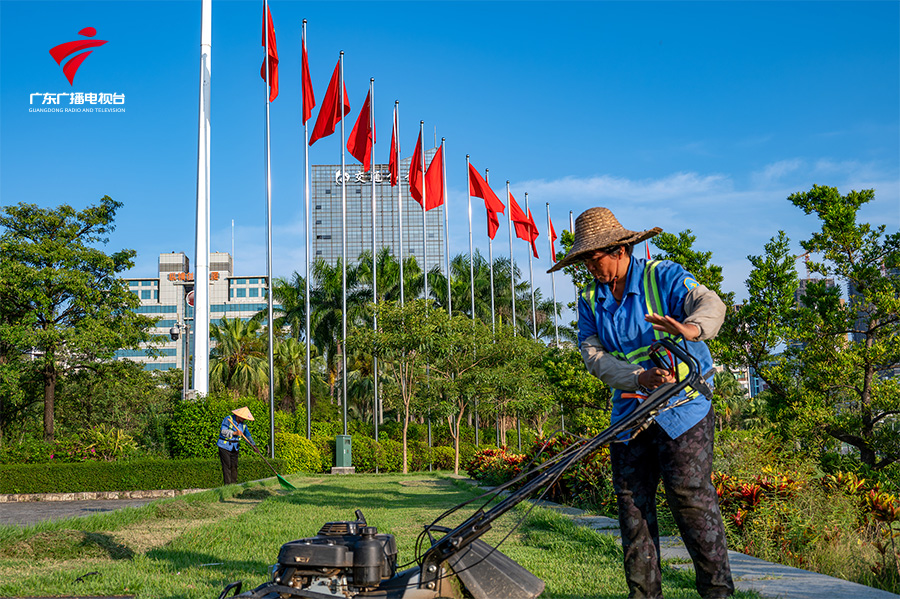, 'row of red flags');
259,2,558,262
